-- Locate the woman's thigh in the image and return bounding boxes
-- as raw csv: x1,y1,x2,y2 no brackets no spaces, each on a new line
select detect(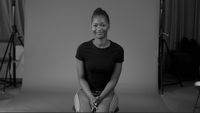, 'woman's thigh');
96,91,118,112
74,89,91,112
